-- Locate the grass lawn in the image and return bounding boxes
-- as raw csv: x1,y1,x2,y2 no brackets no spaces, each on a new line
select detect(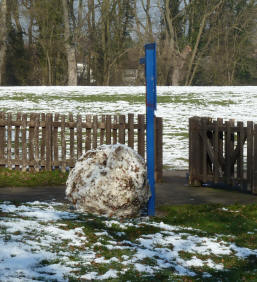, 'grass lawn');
0,200,256,281
159,204,257,281
0,168,68,187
